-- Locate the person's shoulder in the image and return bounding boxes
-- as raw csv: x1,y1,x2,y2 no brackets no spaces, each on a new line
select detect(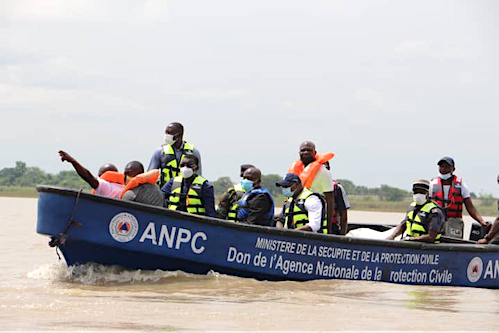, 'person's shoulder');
429,177,439,184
